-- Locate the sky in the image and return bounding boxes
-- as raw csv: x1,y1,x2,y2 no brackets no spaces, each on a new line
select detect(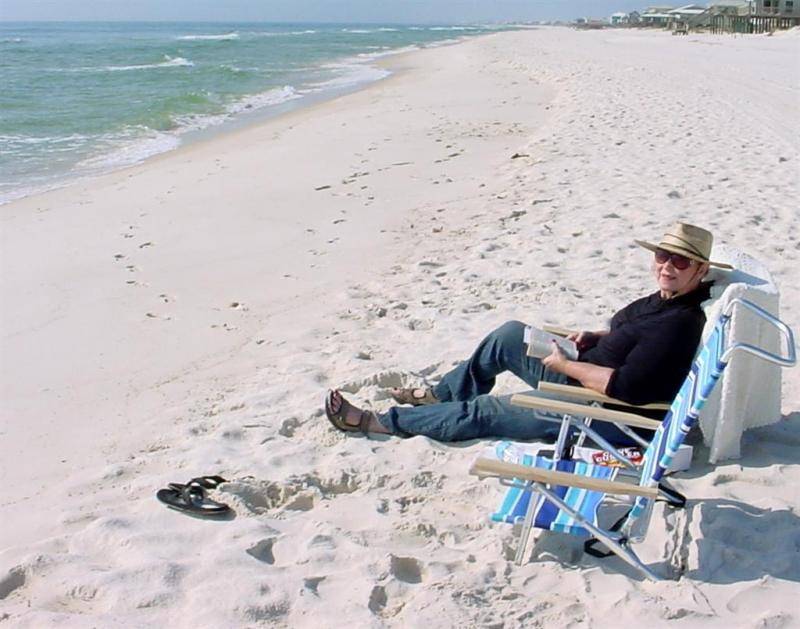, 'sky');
0,1,651,23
